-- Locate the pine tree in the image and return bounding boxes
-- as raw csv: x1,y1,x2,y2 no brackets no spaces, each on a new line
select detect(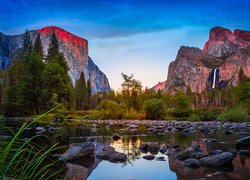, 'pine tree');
42,32,72,110
21,29,32,57
18,53,45,114
46,31,59,63
33,33,44,57
75,72,87,110
87,79,92,109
